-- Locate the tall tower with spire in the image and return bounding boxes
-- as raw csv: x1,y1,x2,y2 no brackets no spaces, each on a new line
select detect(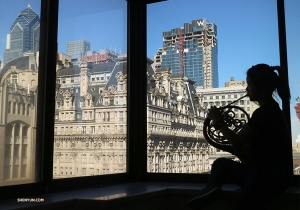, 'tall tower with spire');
3,4,40,64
